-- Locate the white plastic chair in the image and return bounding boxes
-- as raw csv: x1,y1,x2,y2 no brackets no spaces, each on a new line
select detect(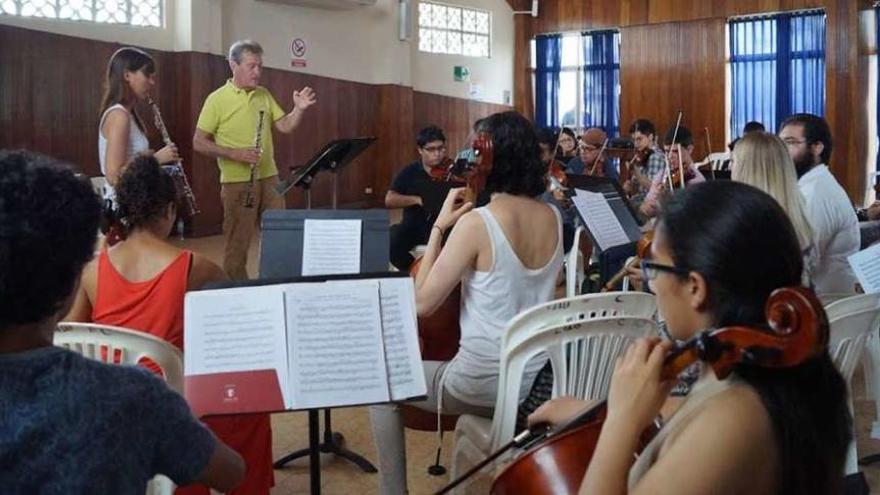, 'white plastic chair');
450,315,657,484
824,294,880,475
565,226,588,298
55,322,184,495
501,291,656,348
